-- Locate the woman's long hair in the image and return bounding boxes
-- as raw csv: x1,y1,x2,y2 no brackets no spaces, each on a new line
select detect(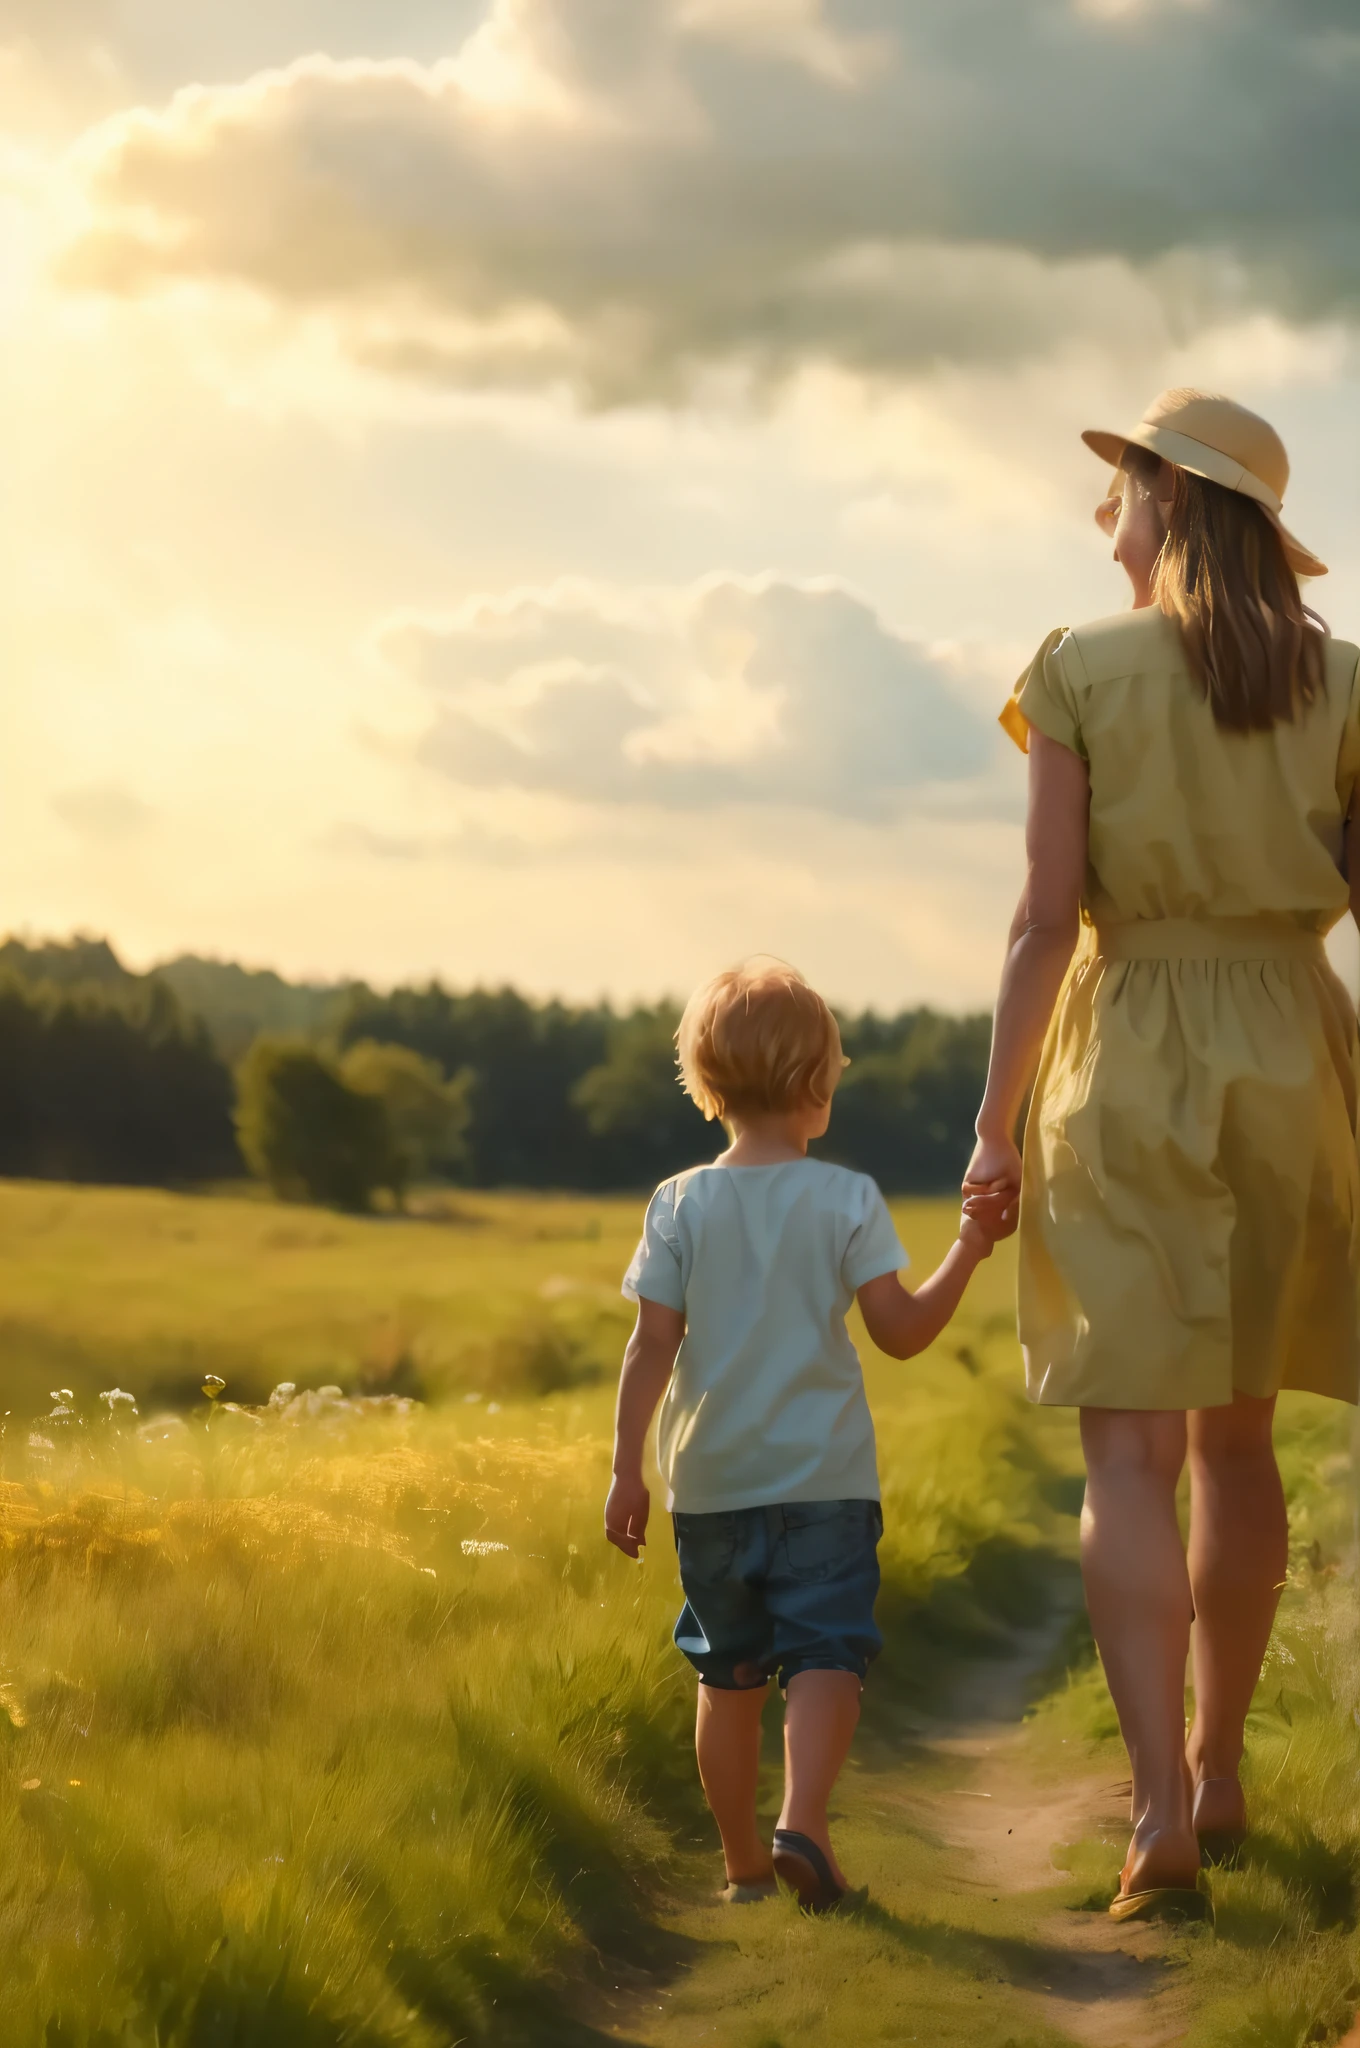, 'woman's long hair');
1126,445,1327,732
